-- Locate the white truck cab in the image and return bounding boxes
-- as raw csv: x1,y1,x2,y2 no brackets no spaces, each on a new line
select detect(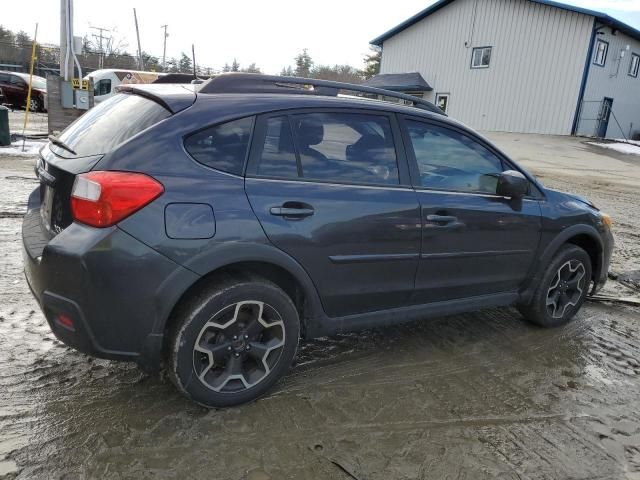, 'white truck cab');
85,69,167,103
